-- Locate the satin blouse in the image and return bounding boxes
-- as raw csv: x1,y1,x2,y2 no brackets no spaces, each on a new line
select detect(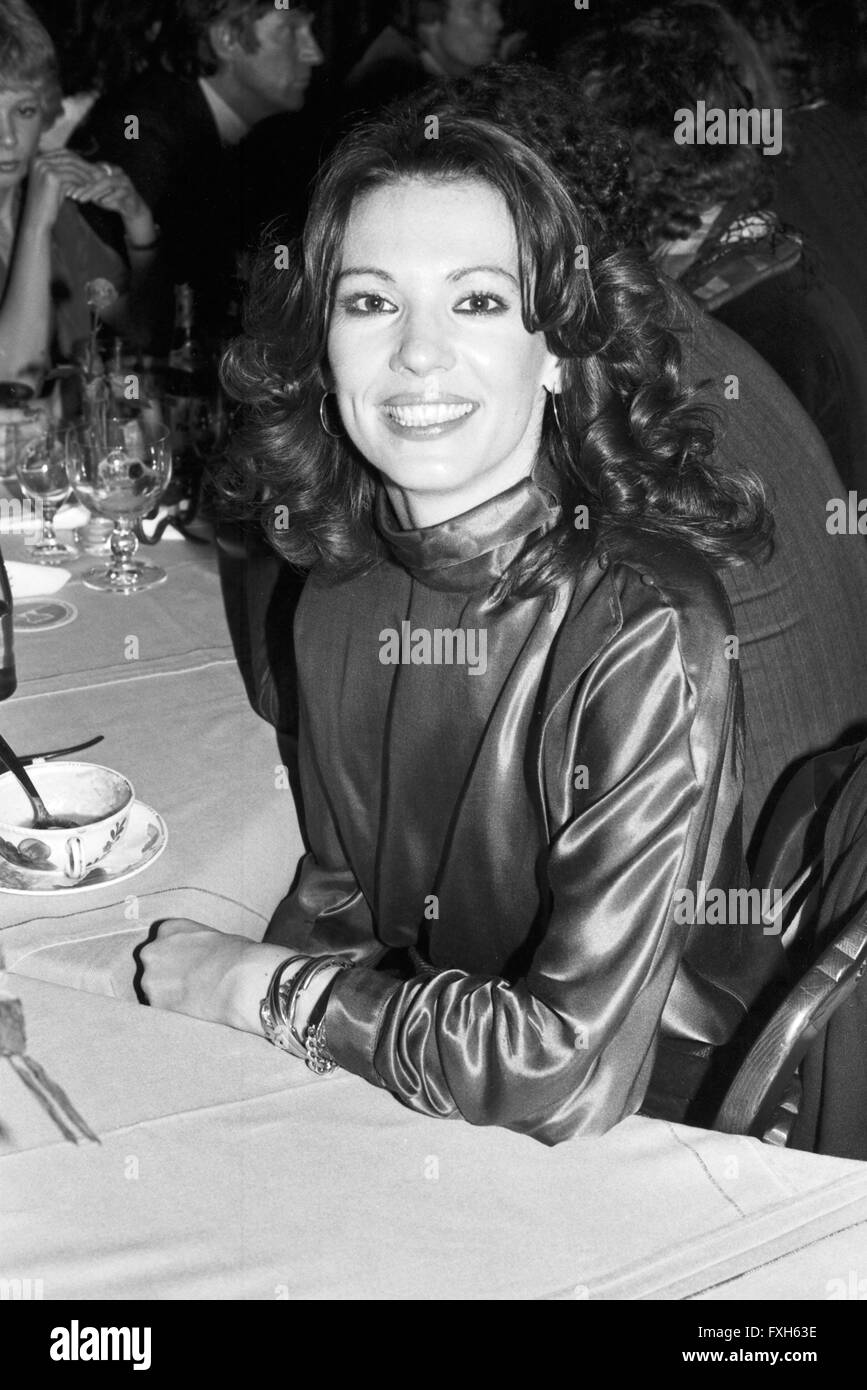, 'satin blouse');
266,456,783,1144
